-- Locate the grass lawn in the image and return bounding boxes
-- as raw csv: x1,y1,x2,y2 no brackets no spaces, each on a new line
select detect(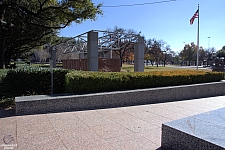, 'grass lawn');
121,64,212,72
